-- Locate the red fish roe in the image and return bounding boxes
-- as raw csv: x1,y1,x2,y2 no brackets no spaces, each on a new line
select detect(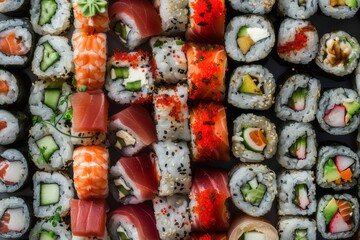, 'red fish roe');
278,26,316,54
113,49,149,68
191,0,225,26
155,94,185,123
